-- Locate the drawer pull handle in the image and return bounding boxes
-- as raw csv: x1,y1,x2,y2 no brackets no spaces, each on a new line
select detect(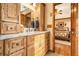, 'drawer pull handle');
16,43,19,46
10,27,13,30
0,47,2,49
